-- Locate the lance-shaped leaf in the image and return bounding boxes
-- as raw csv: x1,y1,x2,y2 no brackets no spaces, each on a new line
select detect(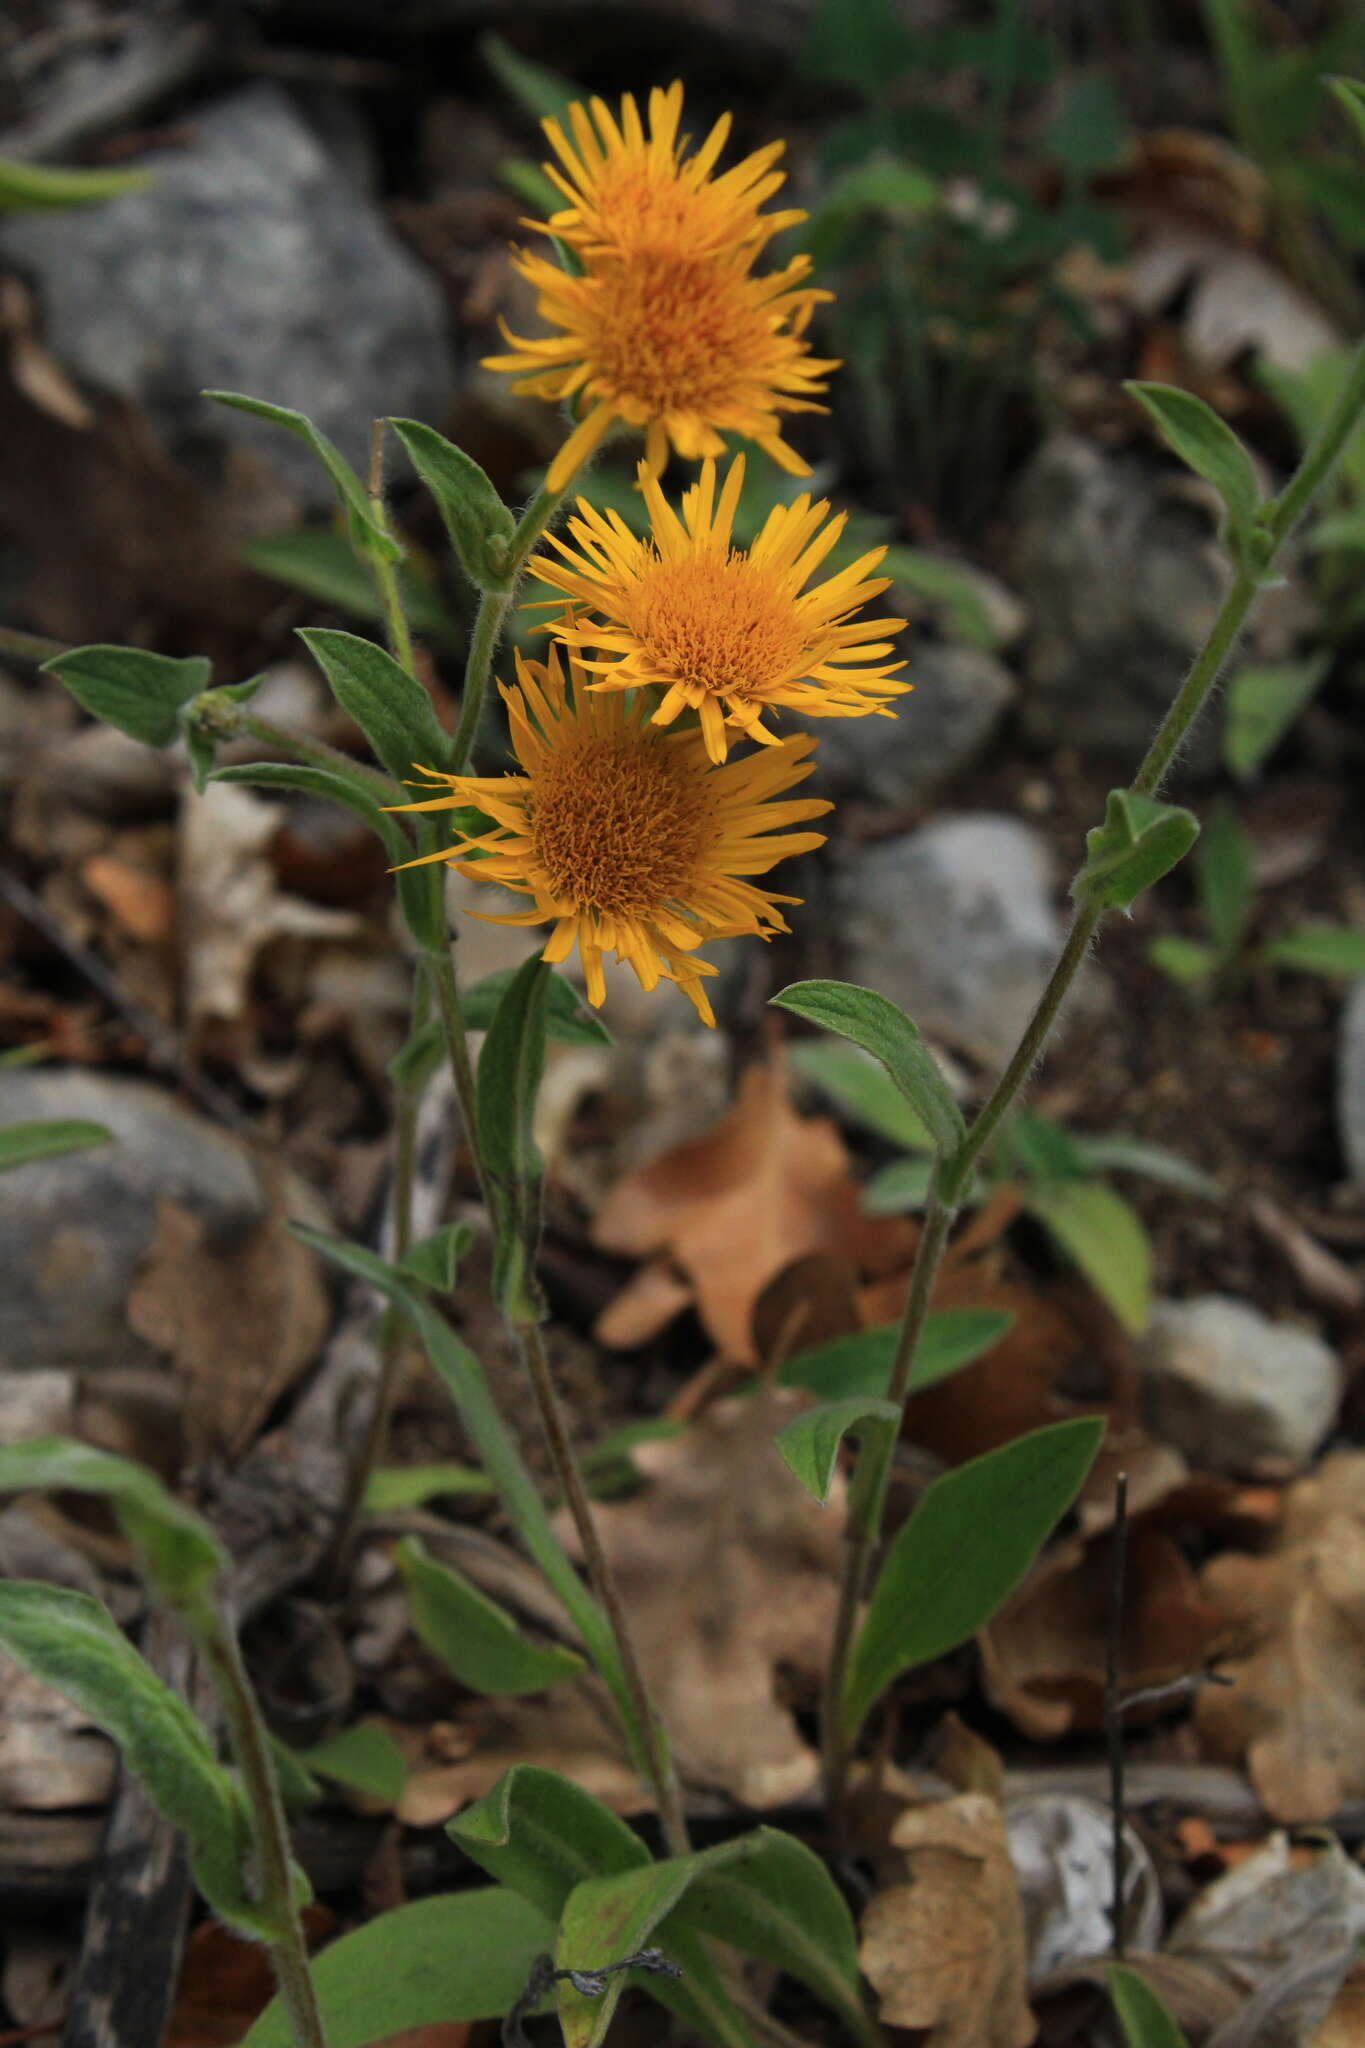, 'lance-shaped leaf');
774,1397,899,1507
1024,1180,1152,1334
389,418,516,593
42,644,211,748
466,966,611,1047
396,1536,584,1695
0,1437,222,1606
1196,804,1253,961
1125,382,1262,563
241,1888,557,2047
771,981,966,1153
1261,924,1365,975
0,1119,110,1174
842,1416,1104,1745
0,155,154,208
1073,789,1200,912
1108,1965,1191,2048
1328,75,1365,150
0,1582,257,1930
1223,653,1331,781
778,1308,1012,1403
294,1721,408,1806
397,1219,473,1292
204,391,400,563
789,1039,933,1151
477,954,552,1317
297,628,452,788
